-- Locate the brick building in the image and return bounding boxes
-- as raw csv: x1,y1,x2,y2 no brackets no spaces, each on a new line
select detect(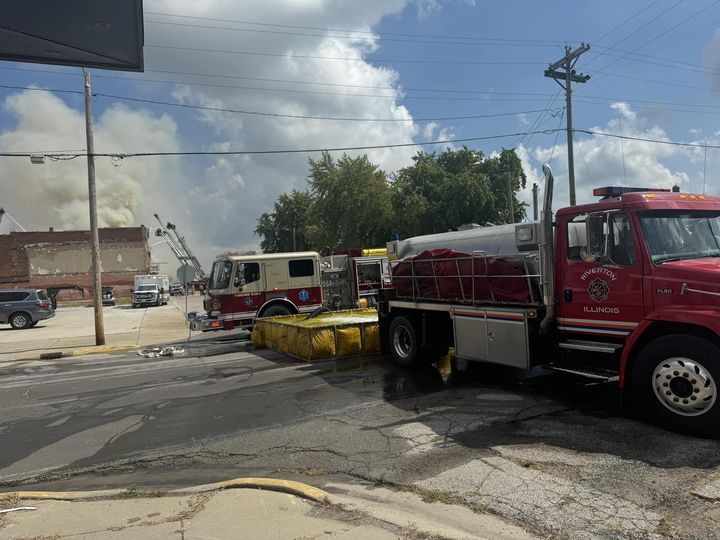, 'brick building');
0,227,150,301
